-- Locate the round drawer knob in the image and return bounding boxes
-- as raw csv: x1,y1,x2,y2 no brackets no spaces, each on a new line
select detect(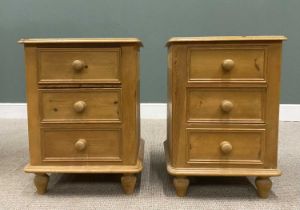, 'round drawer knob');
221,100,234,113
222,59,235,71
220,141,232,154
74,139,87,151
73,101,87,113
72,60,86,72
